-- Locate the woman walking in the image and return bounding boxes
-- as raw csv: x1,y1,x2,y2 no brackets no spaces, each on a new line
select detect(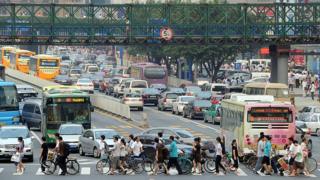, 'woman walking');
231,139,239,173
15,137,25,175
214,137,226,176
192,137,202,175
301,138,310,176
